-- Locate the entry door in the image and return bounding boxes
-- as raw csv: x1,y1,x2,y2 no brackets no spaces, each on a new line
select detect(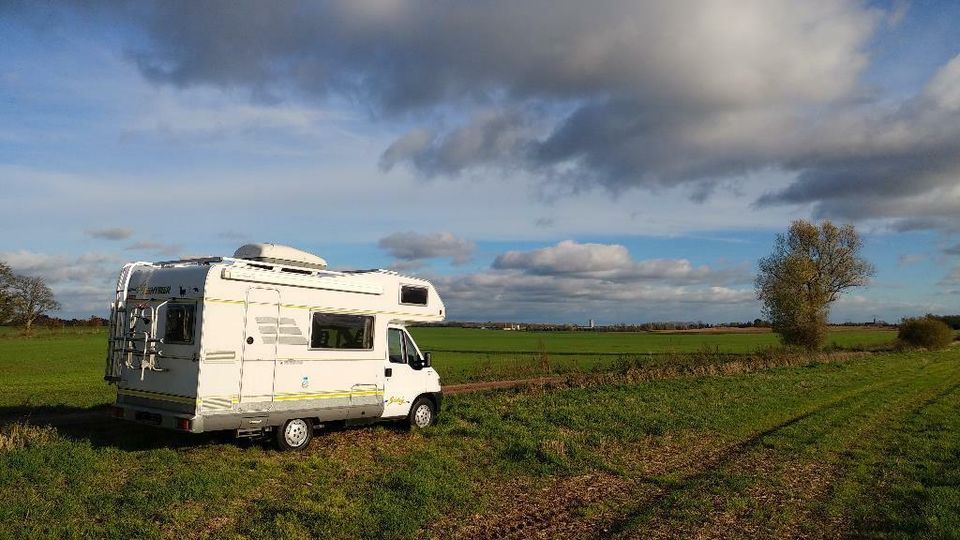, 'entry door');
240,288,280,406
